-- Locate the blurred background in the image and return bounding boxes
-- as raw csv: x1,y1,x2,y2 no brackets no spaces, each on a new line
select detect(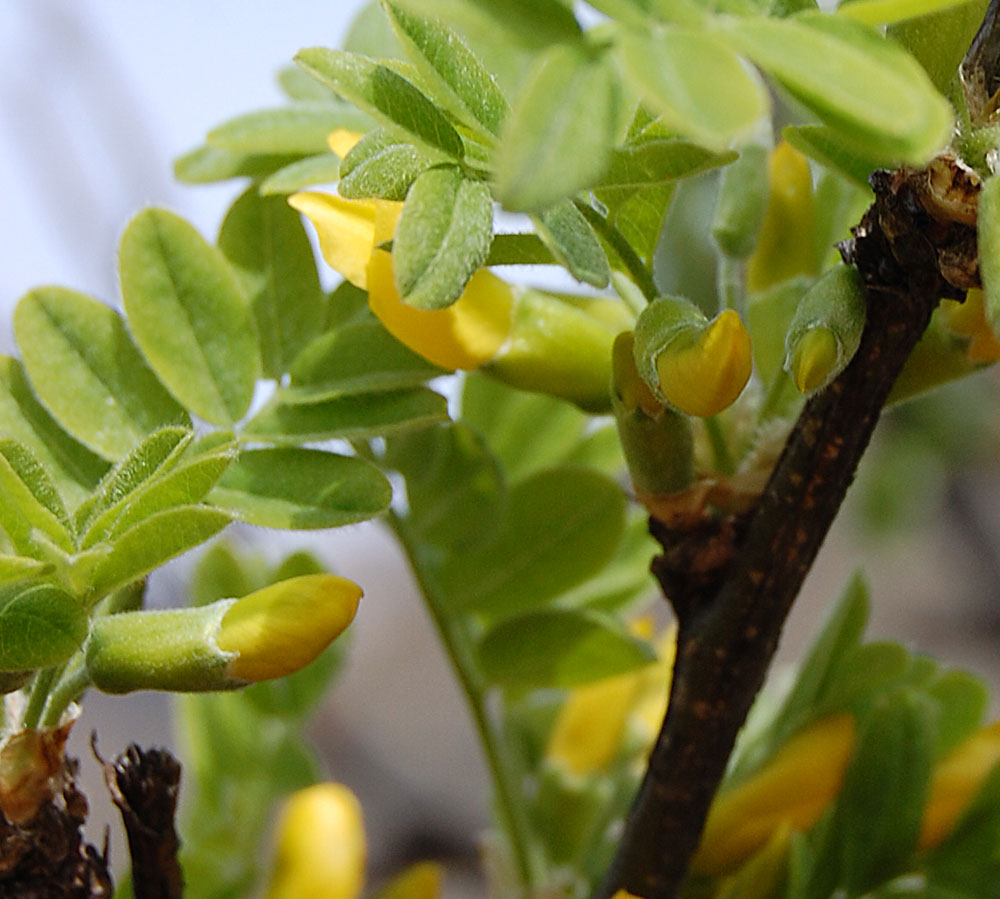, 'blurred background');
3,1,1000,896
